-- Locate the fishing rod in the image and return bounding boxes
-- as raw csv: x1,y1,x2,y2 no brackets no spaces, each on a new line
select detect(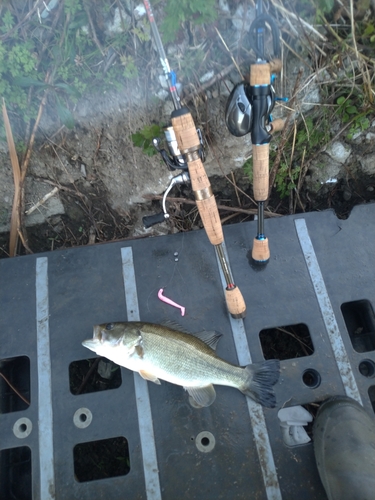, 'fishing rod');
142,0,246,318
225,0,286,265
